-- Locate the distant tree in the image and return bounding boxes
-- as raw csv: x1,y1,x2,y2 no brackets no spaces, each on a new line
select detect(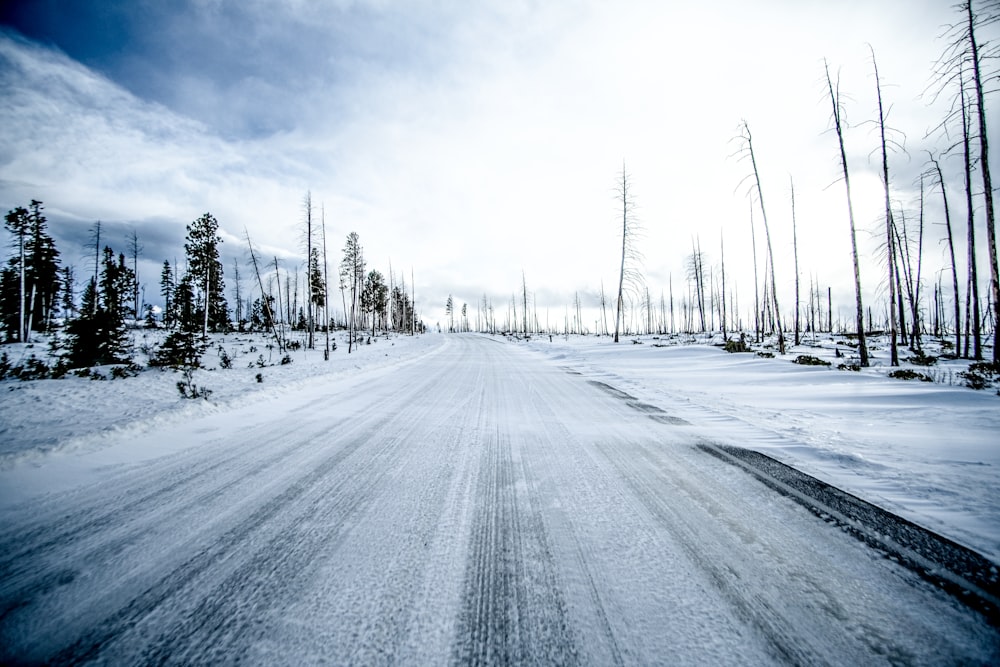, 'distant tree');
339,231,365,352
361,269,388,337
613,162,643,342
446,294,454,332
61,265,76,321
160,260,175,328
